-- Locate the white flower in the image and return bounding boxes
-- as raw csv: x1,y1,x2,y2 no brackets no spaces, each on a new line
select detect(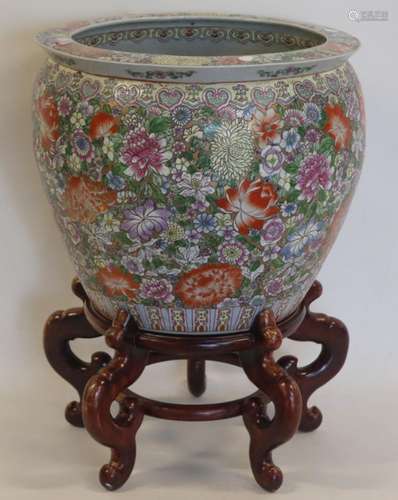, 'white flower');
178,172,215,200
69,154,82,174
278,169,291,191
175,246,206,267
102,136,114,160
210,120,255,182
70,111,85,128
